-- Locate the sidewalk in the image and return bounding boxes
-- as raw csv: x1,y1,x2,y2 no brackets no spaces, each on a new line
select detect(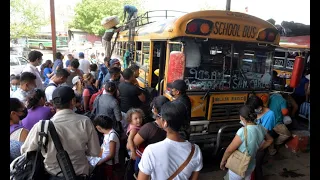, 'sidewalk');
199,145,310,180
